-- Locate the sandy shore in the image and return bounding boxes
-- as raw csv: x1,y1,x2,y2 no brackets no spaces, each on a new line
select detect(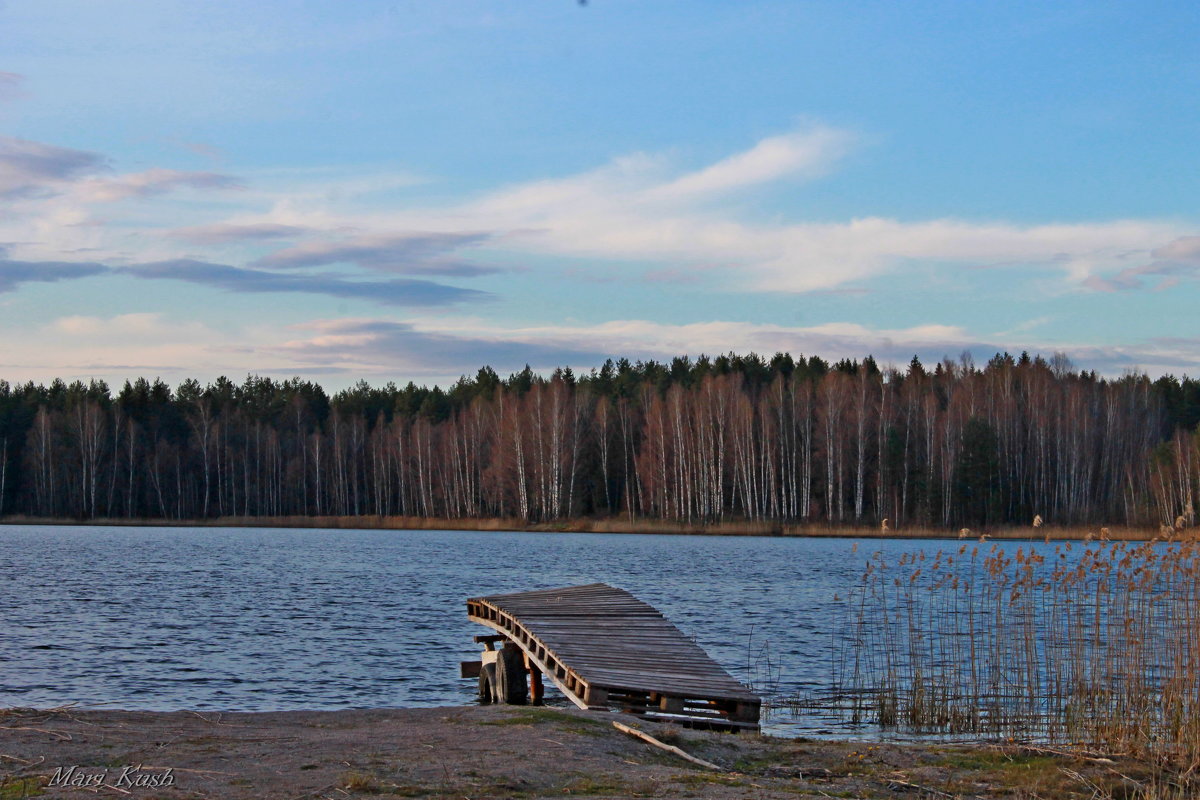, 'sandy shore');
0,705,1173,799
